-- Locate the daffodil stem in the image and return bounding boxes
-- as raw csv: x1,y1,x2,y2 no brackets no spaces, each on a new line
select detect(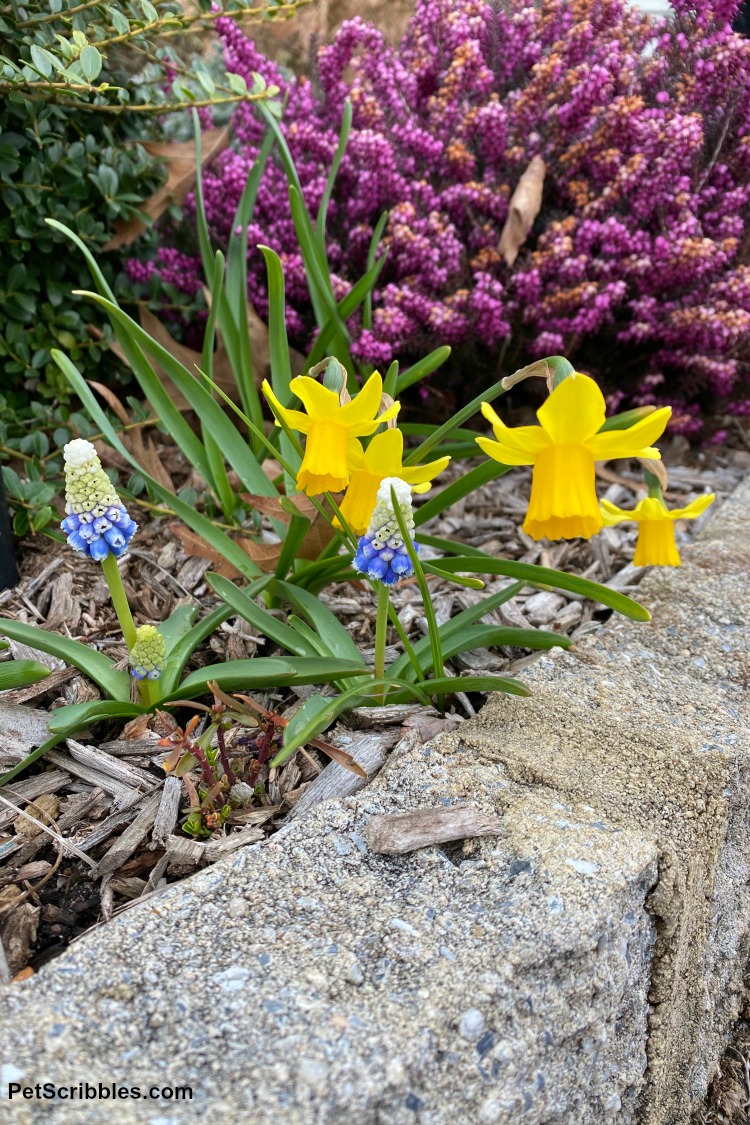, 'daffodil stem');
644,469,664,501
100,554,152,708
373,583,390,703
